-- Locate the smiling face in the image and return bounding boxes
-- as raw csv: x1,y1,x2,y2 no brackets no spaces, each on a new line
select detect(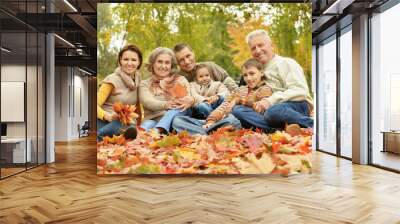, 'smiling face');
175,47,196,72
242,66,263,89
195,67,211,85
248,34,274,65
119,50,140,75
153,53,172,78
